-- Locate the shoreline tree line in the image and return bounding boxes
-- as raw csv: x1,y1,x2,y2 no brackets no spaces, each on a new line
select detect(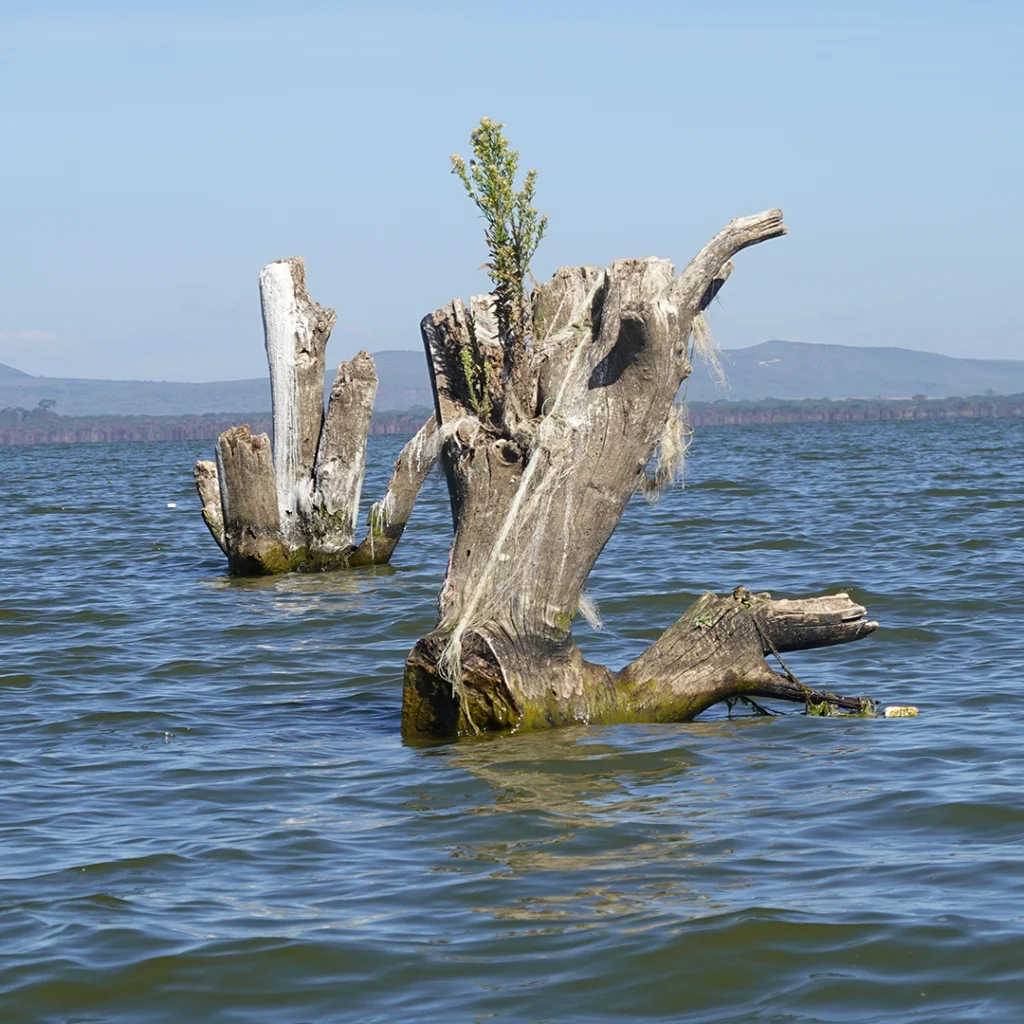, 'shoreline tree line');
3,391,1021,446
